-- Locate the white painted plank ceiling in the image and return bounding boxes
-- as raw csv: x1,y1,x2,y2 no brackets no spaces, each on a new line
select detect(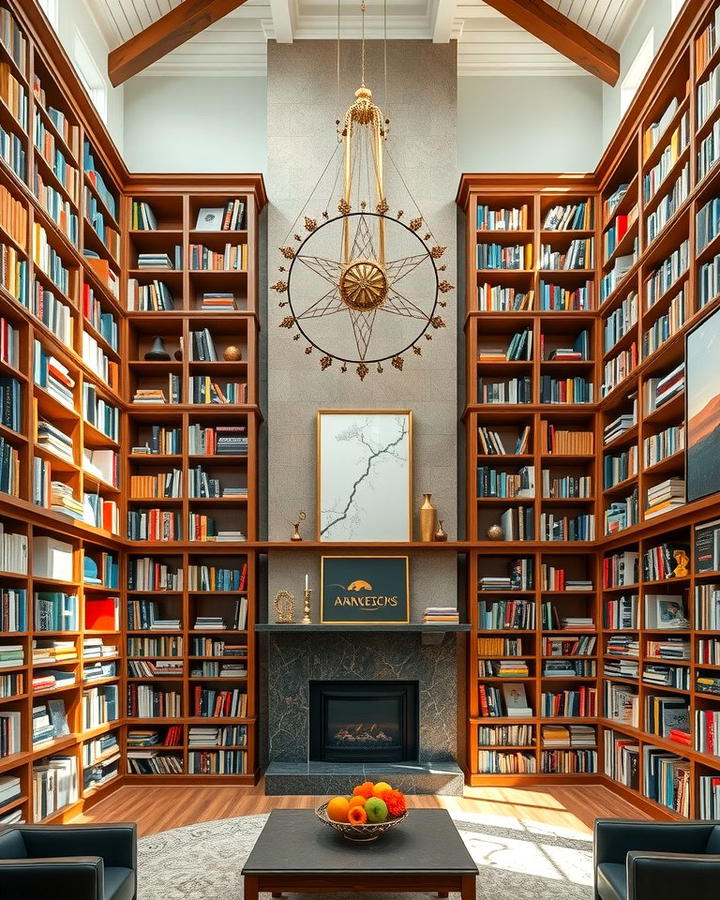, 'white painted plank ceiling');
86,0,646,77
